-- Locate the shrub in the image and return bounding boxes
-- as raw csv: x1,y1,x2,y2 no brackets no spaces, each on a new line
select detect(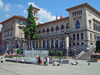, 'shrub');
49,50,55,56
17,49,23,54
68,50,72,56
58,51,63,56
96,50,100,53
